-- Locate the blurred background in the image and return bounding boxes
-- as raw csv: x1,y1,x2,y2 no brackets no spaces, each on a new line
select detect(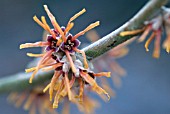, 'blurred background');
0,0,170,114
